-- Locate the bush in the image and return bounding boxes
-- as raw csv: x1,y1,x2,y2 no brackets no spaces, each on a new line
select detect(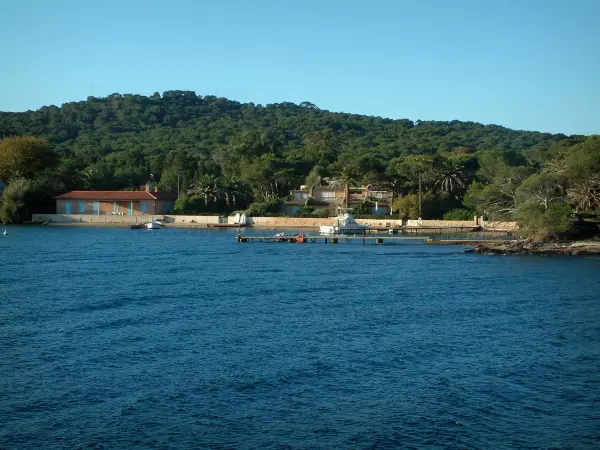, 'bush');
246,199,282,216
0,178,42,223
310,209,330,218
352,203,370,215
443,208,475,221
514,202,574,241
173,194,220,214
392,192,439,219
294,205,315,217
